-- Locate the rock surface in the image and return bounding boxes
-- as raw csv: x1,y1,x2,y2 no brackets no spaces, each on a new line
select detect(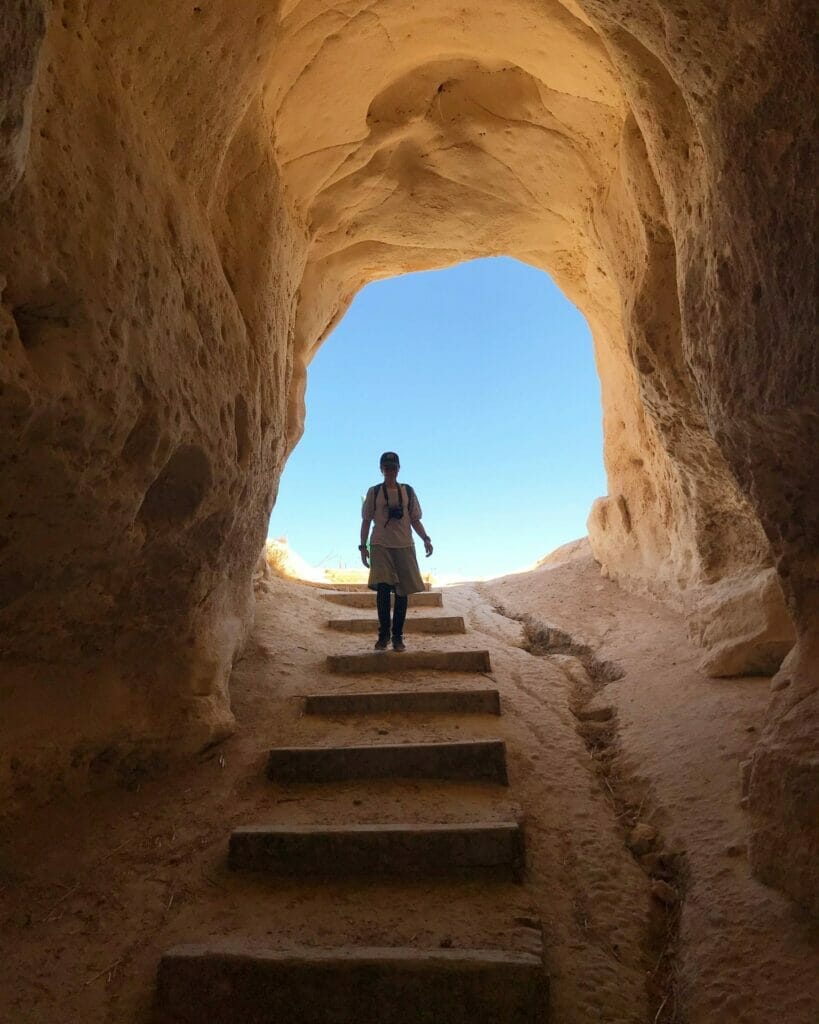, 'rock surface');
627,823,658,857
650,880,678,907
3,564,817,1024
0,2,815,907
687,569,796,677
